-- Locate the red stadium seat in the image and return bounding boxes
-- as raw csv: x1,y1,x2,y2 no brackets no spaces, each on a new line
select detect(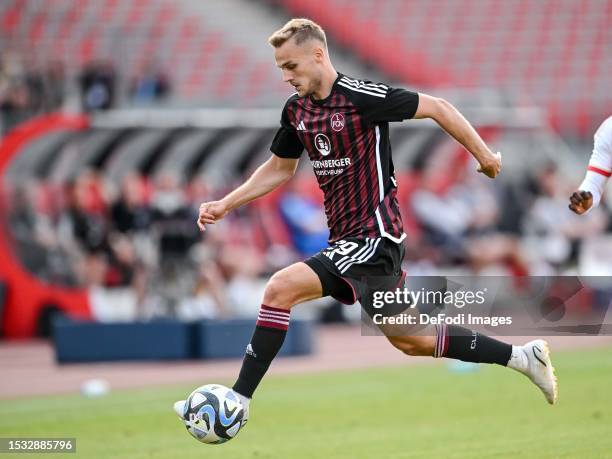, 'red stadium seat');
2,0,608,133
2,8,21,34
274,0,610,135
